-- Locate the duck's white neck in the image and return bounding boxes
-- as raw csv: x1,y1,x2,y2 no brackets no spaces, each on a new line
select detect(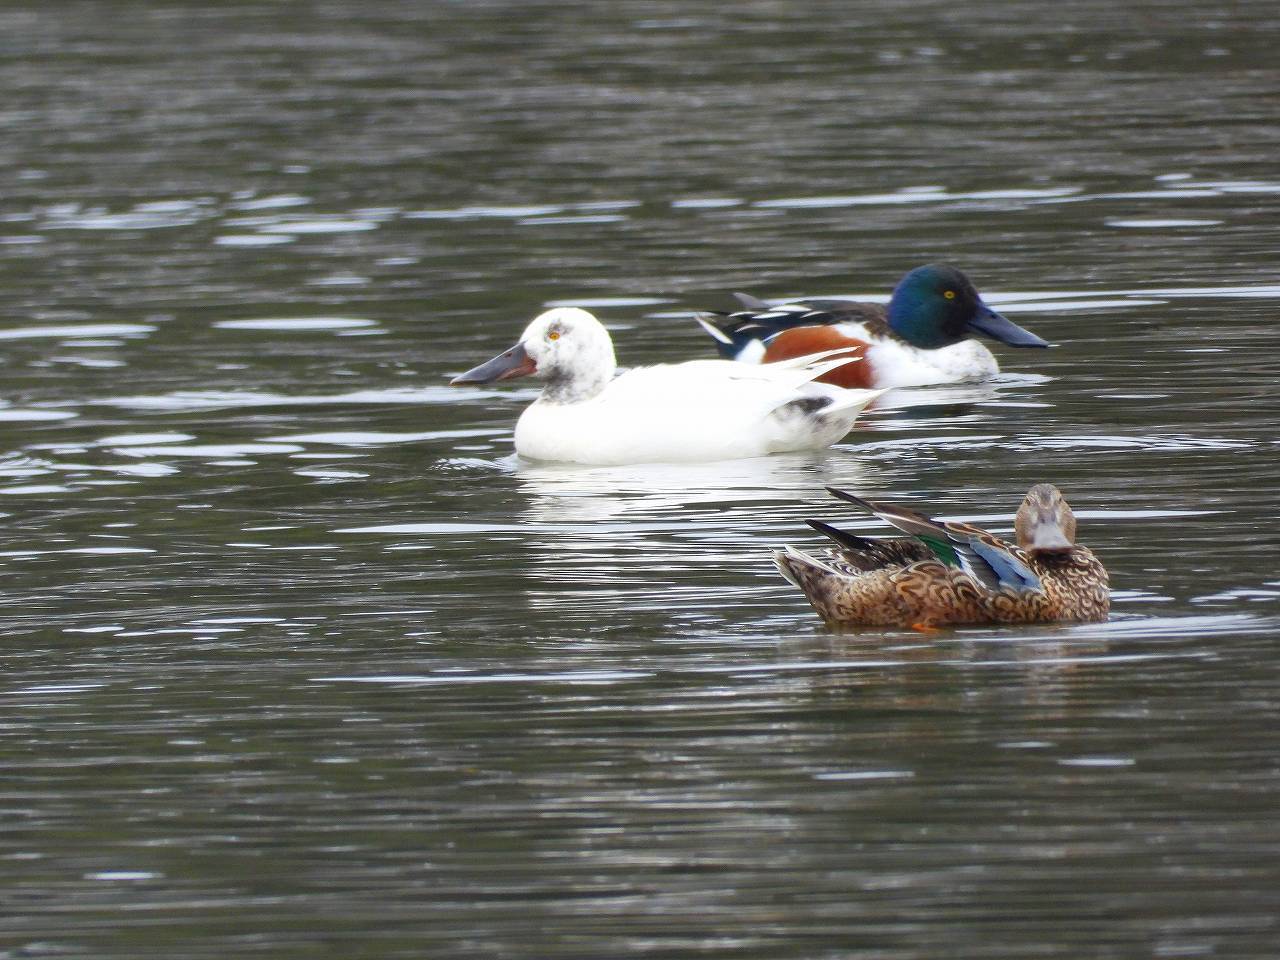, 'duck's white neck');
540,366,612,404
